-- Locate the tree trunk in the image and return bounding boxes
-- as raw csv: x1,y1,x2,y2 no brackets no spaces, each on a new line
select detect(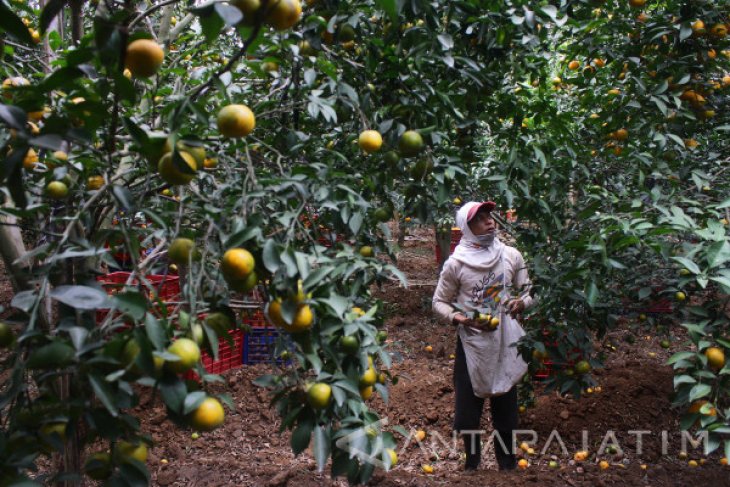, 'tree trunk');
70,0,84,44
0,208,29,293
